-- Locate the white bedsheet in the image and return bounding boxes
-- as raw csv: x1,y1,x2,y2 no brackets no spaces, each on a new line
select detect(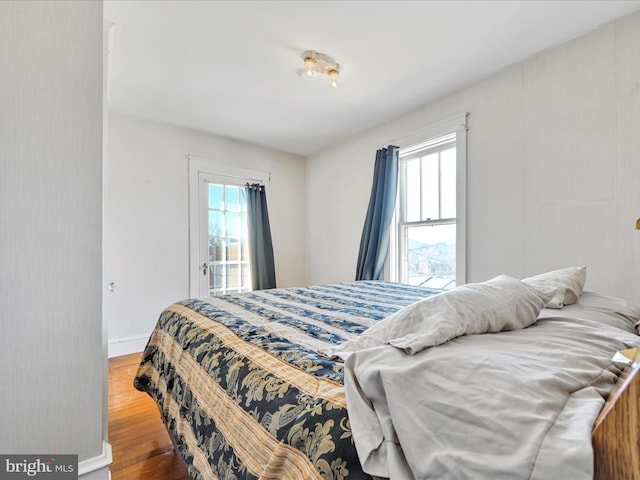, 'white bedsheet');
343,292,640,479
